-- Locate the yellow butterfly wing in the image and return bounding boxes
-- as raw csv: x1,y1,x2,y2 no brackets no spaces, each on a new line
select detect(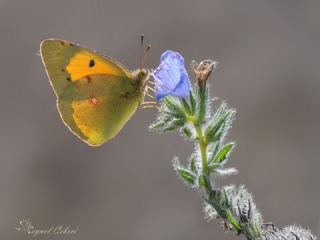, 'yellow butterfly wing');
40,39,143,146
